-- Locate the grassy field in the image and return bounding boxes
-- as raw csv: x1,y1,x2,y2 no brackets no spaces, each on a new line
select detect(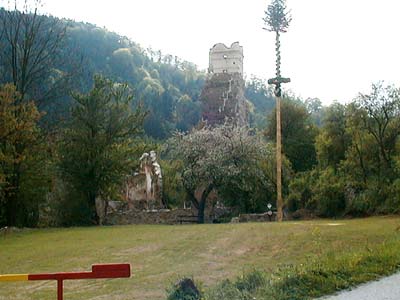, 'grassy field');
0,216,400,300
